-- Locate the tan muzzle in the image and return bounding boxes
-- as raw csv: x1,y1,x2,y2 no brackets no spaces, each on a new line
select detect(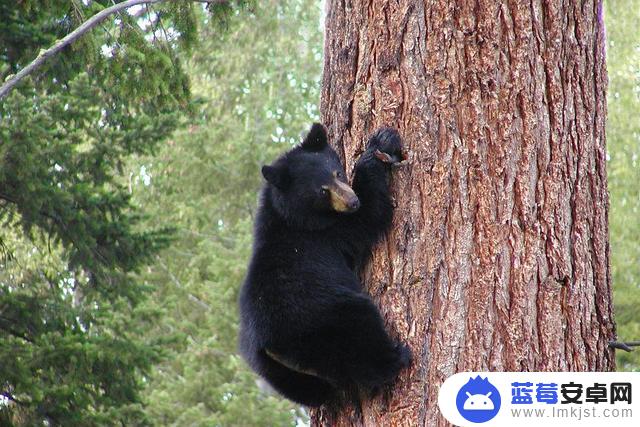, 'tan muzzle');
326,179,360,213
